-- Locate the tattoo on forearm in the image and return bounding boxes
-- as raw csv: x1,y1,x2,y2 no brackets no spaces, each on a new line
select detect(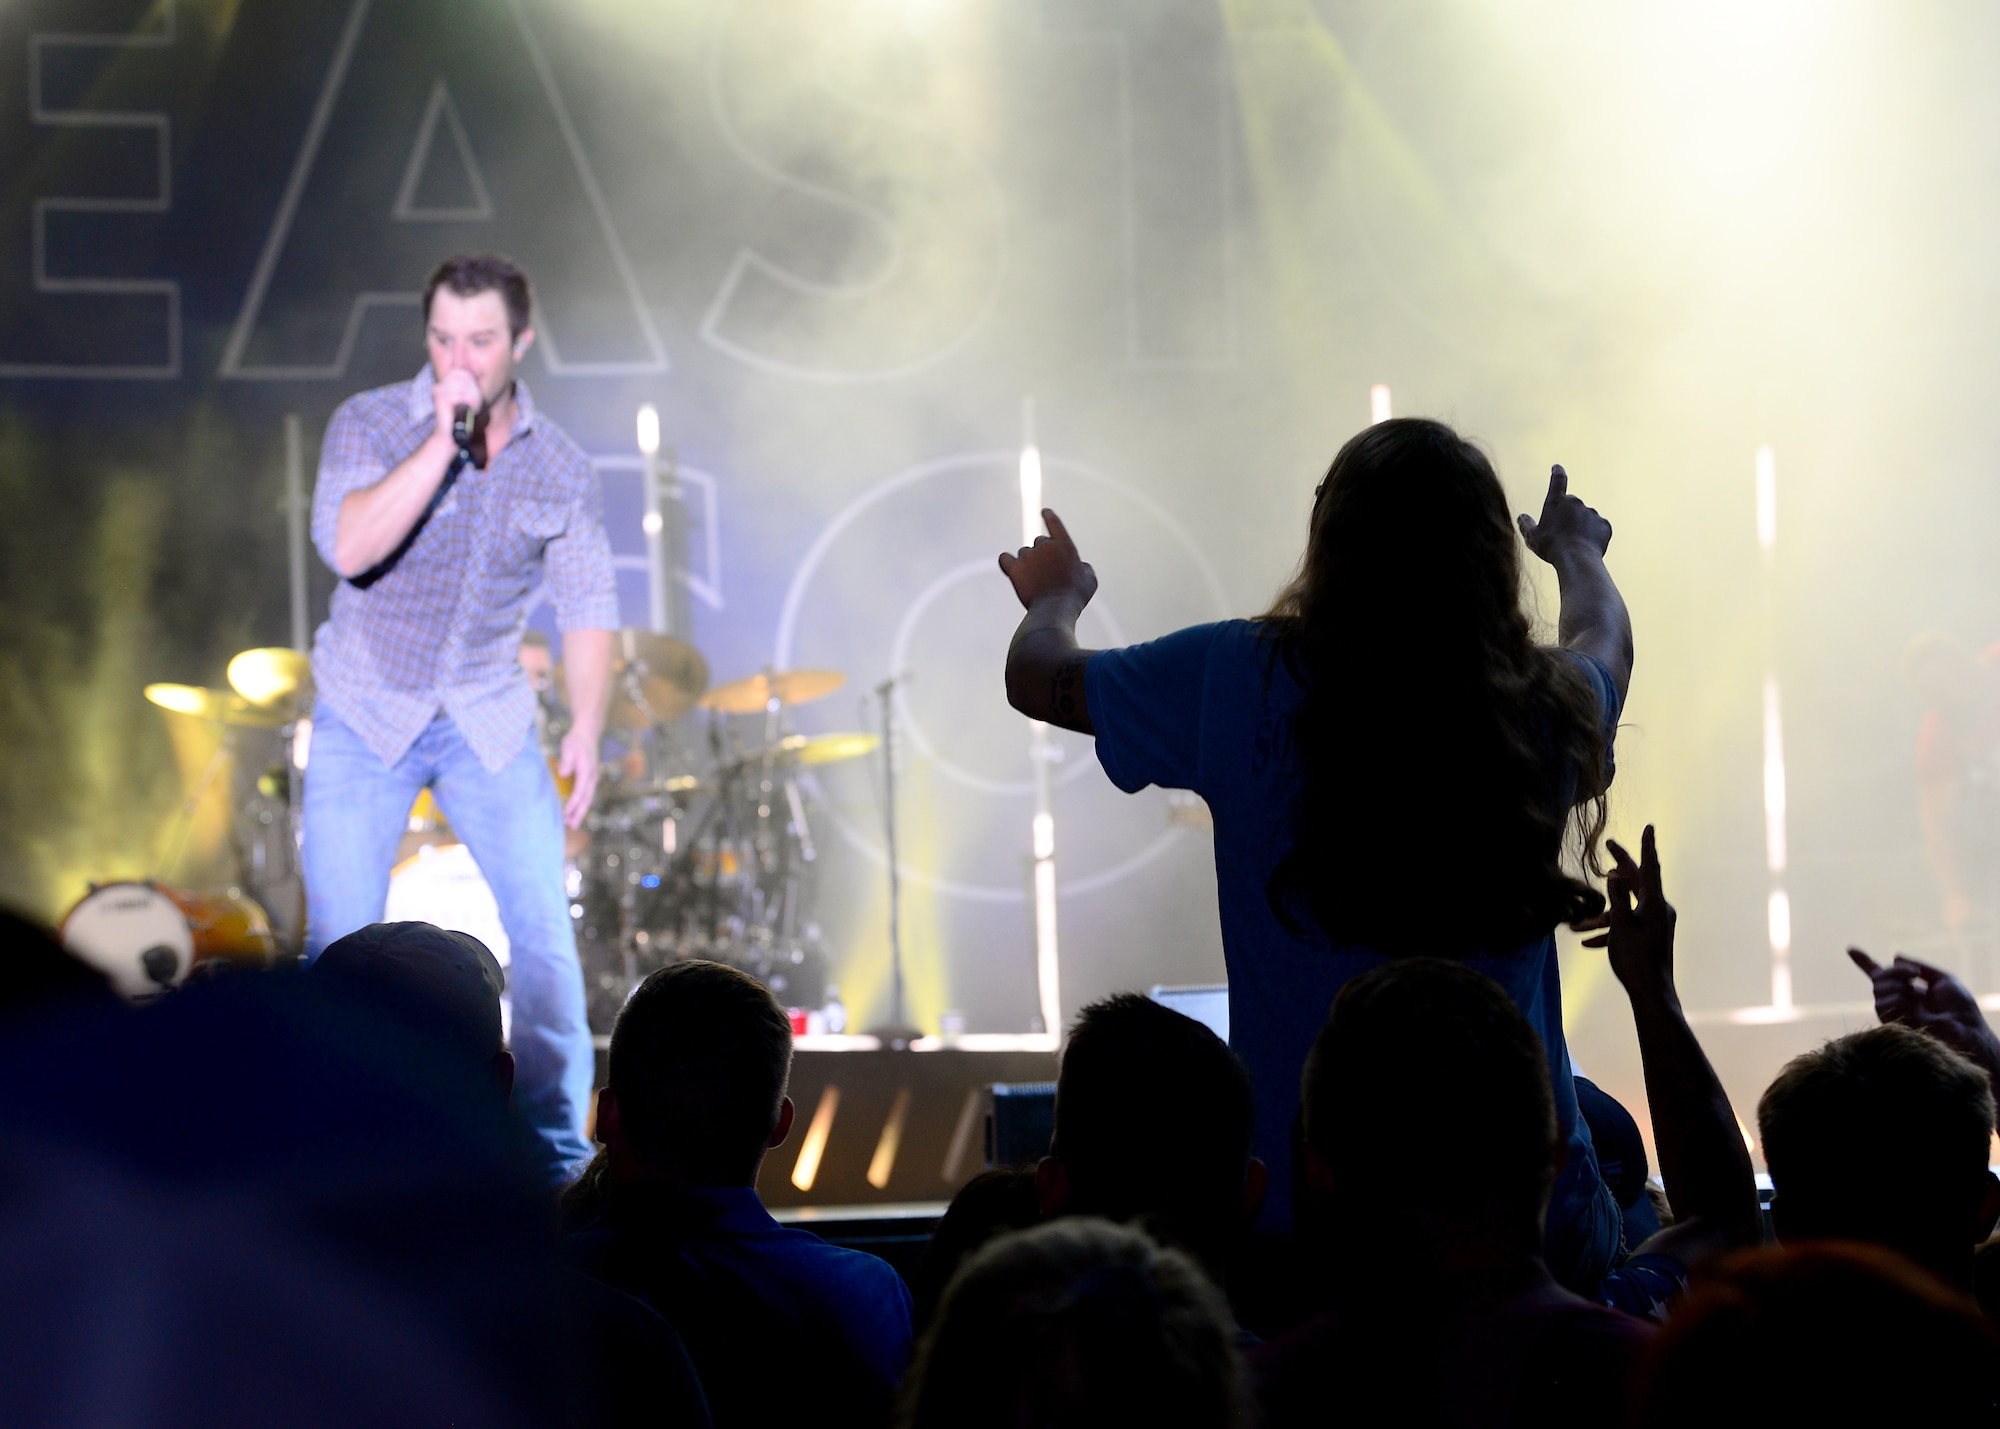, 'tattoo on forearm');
1050,656,1085,726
